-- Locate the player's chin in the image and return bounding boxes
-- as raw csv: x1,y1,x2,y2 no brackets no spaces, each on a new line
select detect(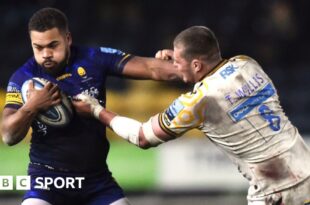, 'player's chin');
42,60,57,68
182,77,190,84
42,64,61,75
183,76,196,84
